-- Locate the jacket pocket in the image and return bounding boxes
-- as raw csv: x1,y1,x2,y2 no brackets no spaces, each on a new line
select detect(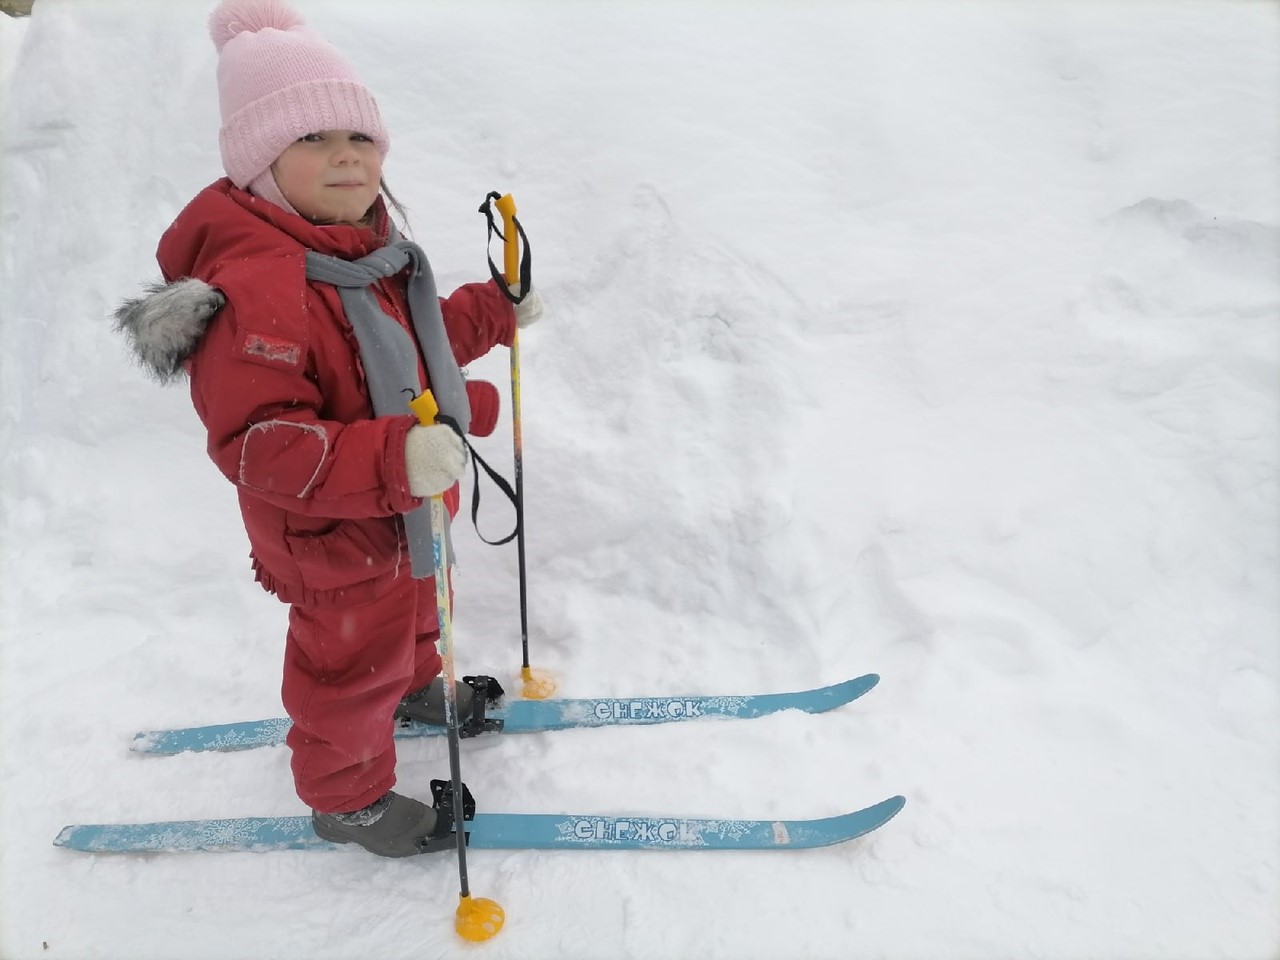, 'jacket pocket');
283,517,402,592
